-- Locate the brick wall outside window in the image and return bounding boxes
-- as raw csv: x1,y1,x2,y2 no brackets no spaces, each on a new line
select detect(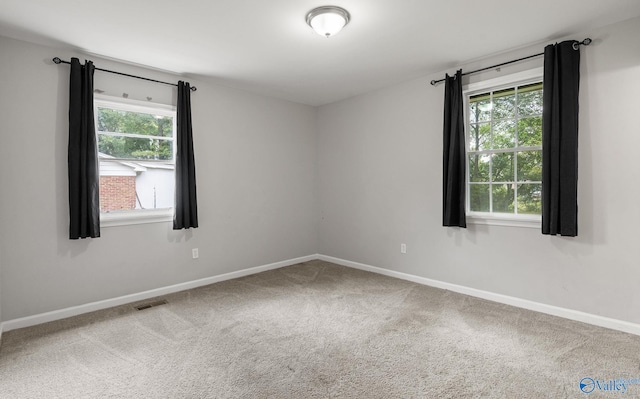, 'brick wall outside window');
100,176,136,211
